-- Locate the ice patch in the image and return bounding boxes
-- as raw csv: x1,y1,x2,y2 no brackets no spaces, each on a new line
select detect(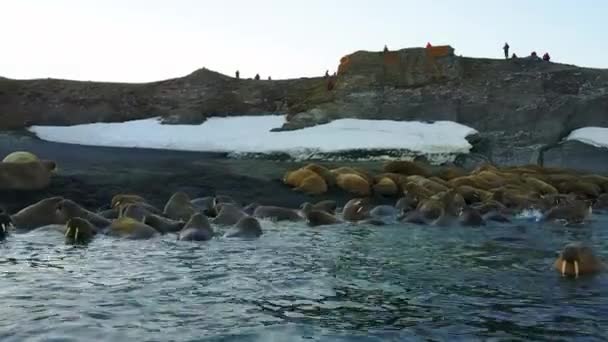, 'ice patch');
566,127,608,149
28,115,478,161
514,209,543,222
